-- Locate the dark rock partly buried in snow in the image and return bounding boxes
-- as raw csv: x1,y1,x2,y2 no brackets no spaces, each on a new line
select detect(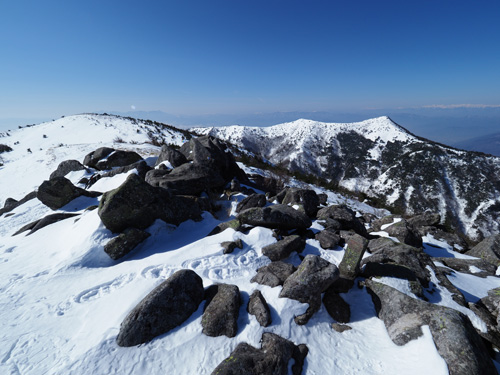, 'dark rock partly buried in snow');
104,227,151,260
95,149,143,170
207,219,241,236
407,212,441,230
315,228,341,249
338,233,368,280
12,212,80,236
261,235,305,261
236,194,267,213
367,237,418,254
370,215,401,232
383,219,423,248
435,257,497,278
0,191,37,217
221,239,243,254
466,234,500,266
281,188,320,217
49,159,87,180
202,283,240,338
211,332,308,375
155,144,188,168
247,290,271,327
116,269,204,347
98,173,201,233
100,160,151,180
83,147,115,168
365,279,498,375
238,205,312,231
37,177,100,210
323,289,351,323
316,205,368,238
280,254,339,325
251,261,297,288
